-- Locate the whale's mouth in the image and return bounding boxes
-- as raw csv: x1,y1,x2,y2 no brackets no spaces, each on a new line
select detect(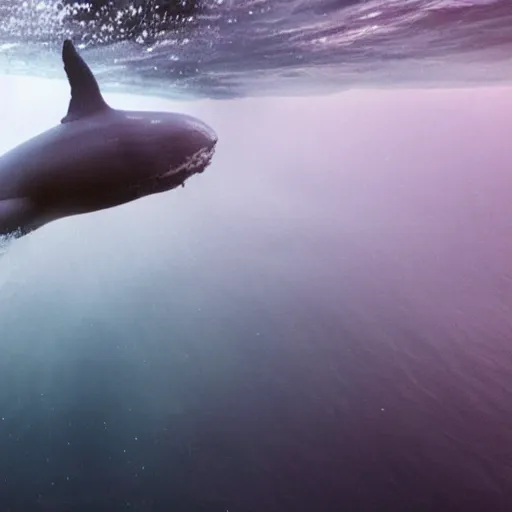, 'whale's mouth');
161,142,217,179
129,141,217,199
